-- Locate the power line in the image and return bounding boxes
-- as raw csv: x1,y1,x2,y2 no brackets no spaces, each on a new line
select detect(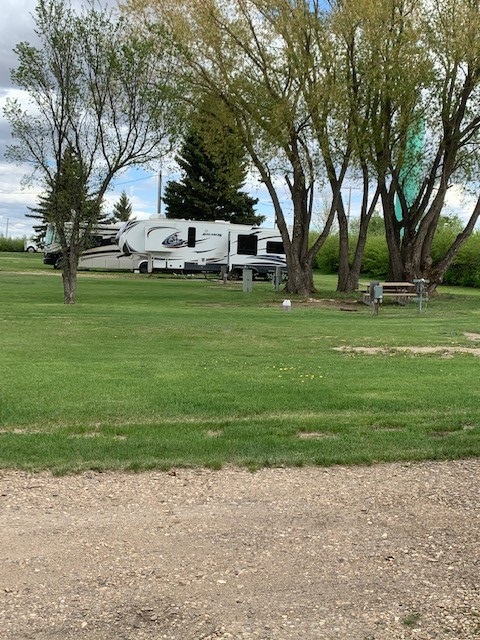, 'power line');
115,174,156,186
